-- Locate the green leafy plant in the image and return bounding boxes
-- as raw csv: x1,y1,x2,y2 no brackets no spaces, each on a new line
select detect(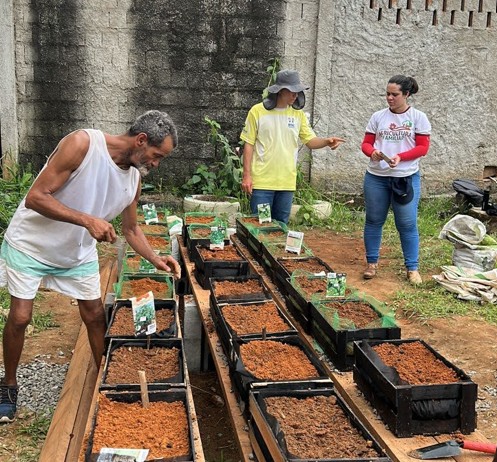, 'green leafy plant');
261,57,281,99
0,166,34,242
180,117,243,200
